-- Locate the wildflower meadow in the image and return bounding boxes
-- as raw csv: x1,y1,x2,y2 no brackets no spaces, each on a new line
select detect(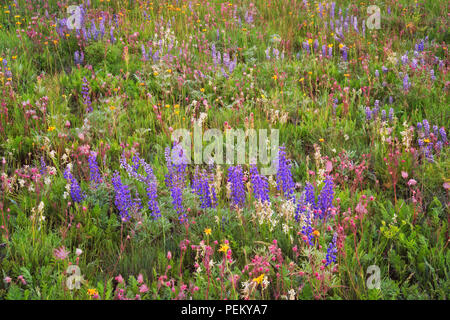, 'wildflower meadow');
0,0,449,302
